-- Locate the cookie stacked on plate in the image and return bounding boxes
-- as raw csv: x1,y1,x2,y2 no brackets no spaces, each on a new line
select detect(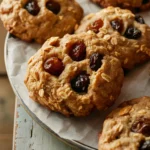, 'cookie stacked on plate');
99,96,150,150
91,0,150,12
24,32,124,116
0,0,83,43
76,7,150,69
